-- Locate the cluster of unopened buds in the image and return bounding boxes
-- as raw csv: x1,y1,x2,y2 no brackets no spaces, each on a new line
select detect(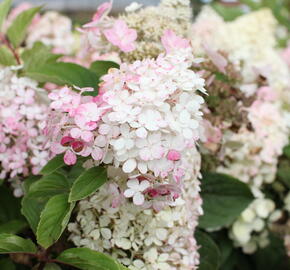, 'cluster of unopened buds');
46,30,206,208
